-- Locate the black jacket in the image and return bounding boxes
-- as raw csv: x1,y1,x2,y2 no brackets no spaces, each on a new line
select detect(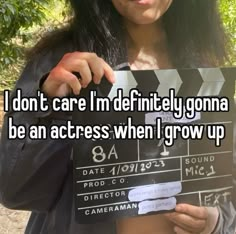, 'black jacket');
0,44,236,234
